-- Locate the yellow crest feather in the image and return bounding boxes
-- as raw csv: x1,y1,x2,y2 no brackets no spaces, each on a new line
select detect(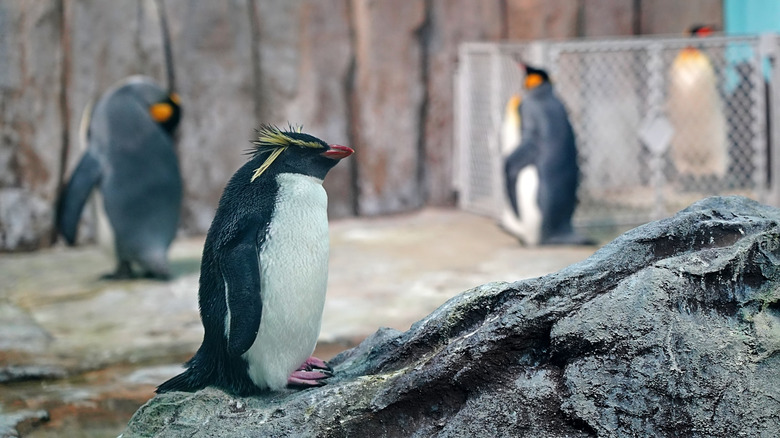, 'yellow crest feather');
249,124,325,181
251,146,287,182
